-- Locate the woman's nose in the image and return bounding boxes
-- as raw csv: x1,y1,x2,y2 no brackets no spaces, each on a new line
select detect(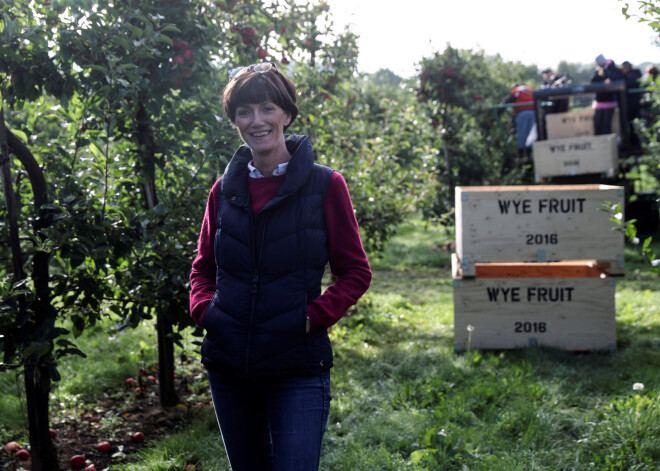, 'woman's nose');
252,110,265,125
